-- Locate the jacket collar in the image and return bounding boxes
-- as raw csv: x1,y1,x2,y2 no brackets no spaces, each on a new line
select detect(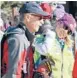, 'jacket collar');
19,22,27,31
